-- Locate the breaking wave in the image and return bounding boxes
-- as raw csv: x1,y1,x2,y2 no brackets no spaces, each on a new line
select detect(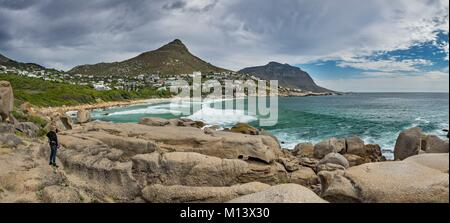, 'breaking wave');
186,106,257,126
108,107,181,116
